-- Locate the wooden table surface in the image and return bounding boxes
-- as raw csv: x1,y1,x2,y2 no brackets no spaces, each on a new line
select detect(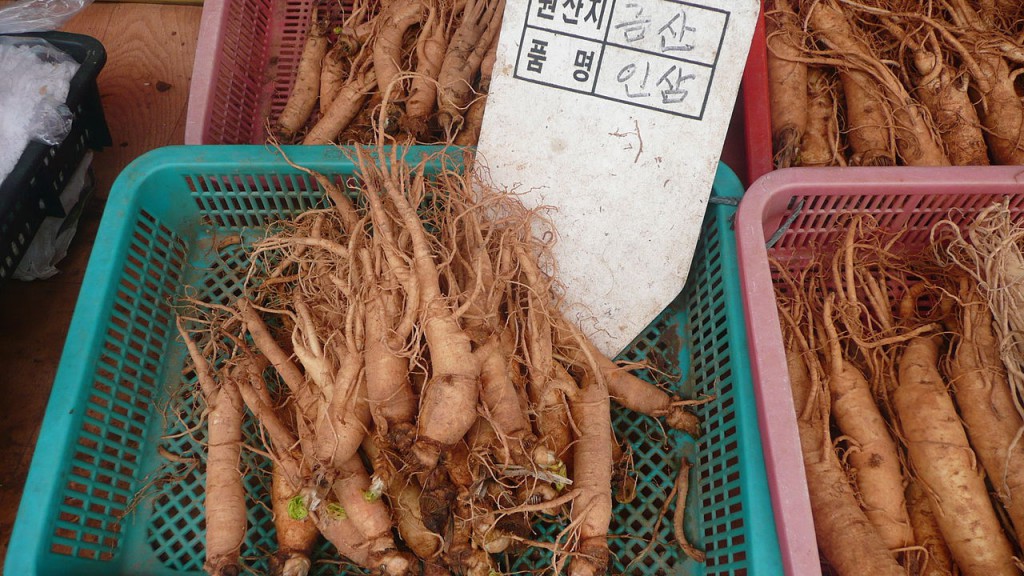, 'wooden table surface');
0,3,202,565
